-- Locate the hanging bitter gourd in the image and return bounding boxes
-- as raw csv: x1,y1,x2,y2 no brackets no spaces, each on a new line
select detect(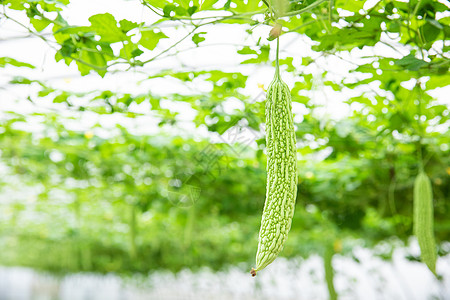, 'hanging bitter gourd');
251,38,297,276
413,171,437,274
